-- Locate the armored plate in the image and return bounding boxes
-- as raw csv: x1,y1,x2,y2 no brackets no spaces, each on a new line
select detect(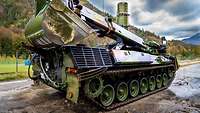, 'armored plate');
112,50,171,64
